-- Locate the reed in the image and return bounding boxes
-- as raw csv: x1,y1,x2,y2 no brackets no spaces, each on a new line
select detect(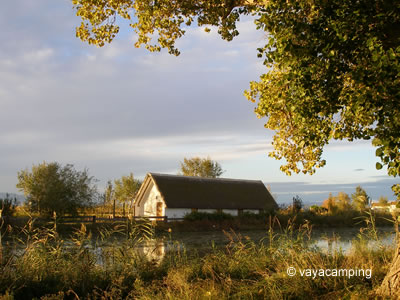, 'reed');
0,215,394,299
